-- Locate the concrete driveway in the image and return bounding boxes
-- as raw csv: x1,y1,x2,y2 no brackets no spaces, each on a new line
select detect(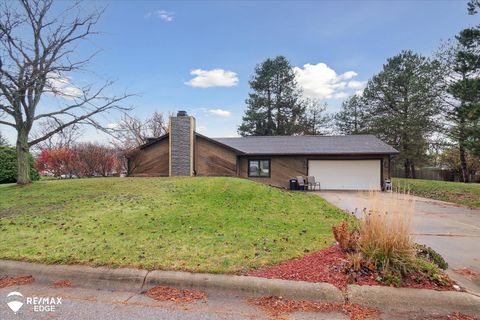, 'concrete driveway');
318,191,480,296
